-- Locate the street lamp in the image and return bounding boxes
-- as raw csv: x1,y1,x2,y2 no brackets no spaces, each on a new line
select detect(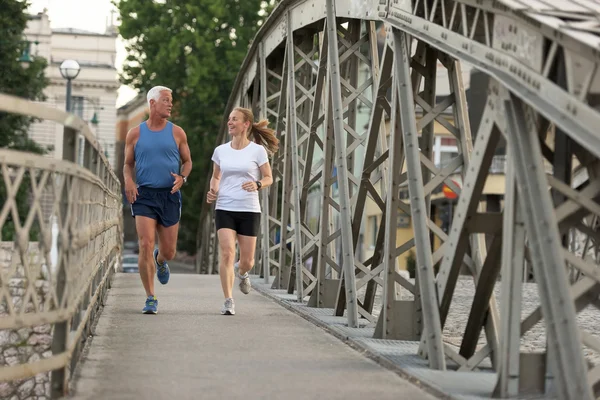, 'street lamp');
18,39,40,69
59,59,80,112
19,43,32,68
